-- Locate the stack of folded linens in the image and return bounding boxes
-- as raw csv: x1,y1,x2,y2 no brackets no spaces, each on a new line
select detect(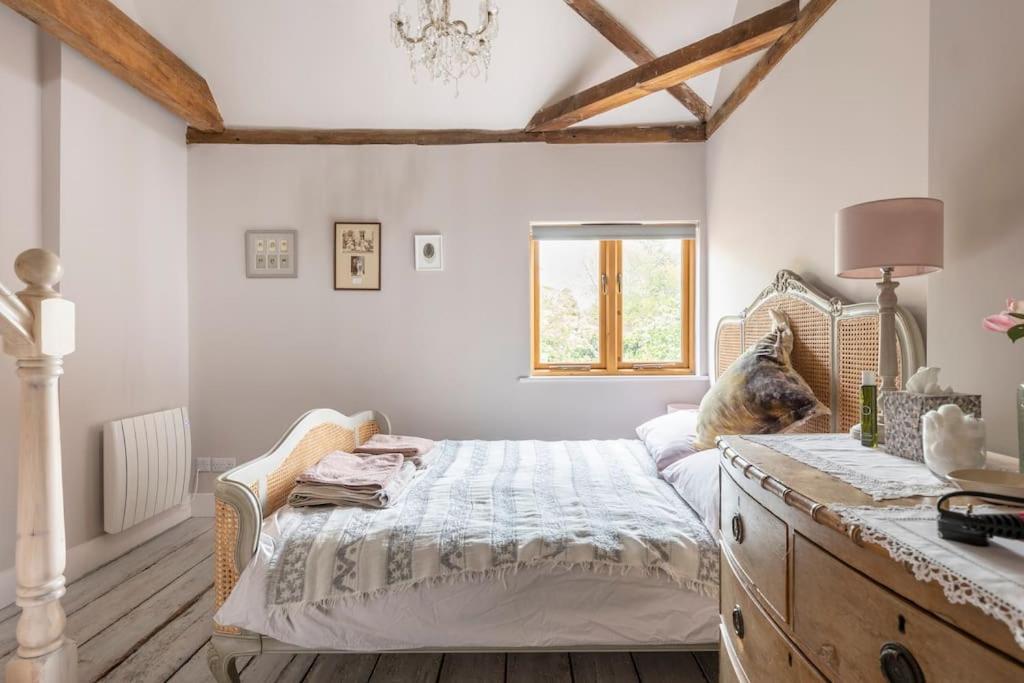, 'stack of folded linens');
353,434,435,468
288,450,415,509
